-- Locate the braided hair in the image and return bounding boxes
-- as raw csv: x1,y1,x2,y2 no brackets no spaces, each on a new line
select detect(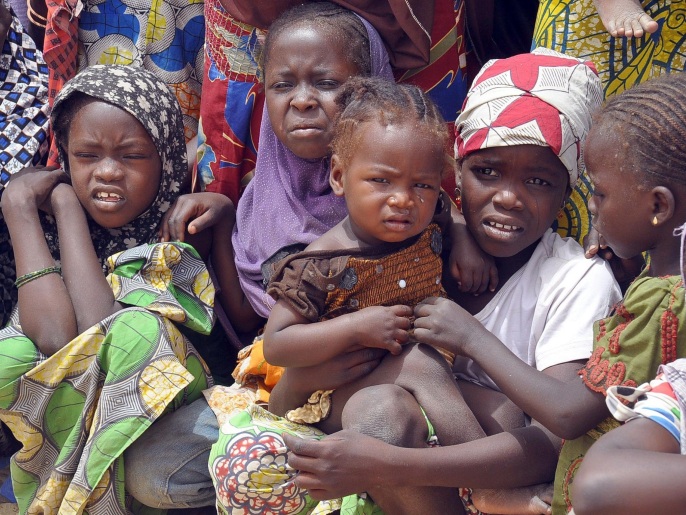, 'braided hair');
331,76,452,175
595,72,686,188
262,2,371,77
